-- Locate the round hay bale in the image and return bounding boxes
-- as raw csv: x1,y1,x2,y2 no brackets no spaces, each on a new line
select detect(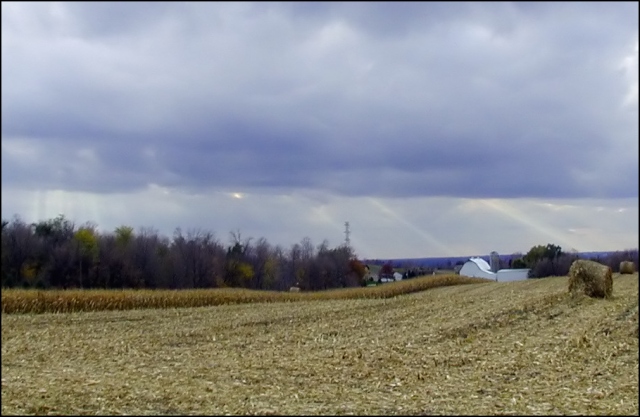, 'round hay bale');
568,259,612,298
619,261,636,274
289,286,300,292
